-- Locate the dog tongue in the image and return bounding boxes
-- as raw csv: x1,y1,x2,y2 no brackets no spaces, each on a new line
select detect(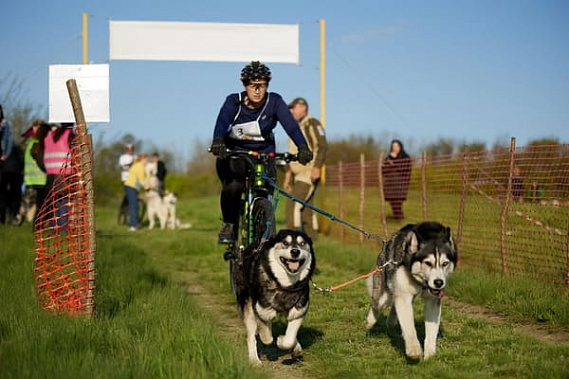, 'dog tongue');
288,260,300,271
438,290,445,299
